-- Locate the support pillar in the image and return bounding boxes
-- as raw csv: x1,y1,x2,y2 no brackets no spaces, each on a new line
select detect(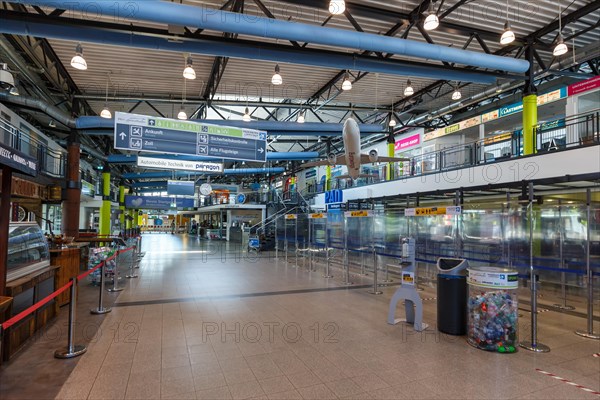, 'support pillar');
523,95,538,155
325,140,332,191
523,42,538,156
118,183,125,235
62,130,82,238
386,132,395,181
99,164,111,238
0,167,13,296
